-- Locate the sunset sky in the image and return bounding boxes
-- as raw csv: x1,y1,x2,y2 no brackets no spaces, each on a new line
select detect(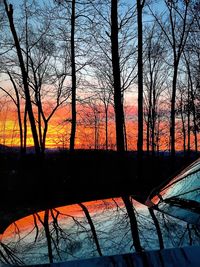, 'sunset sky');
0,96,192,151
0,0,199,153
